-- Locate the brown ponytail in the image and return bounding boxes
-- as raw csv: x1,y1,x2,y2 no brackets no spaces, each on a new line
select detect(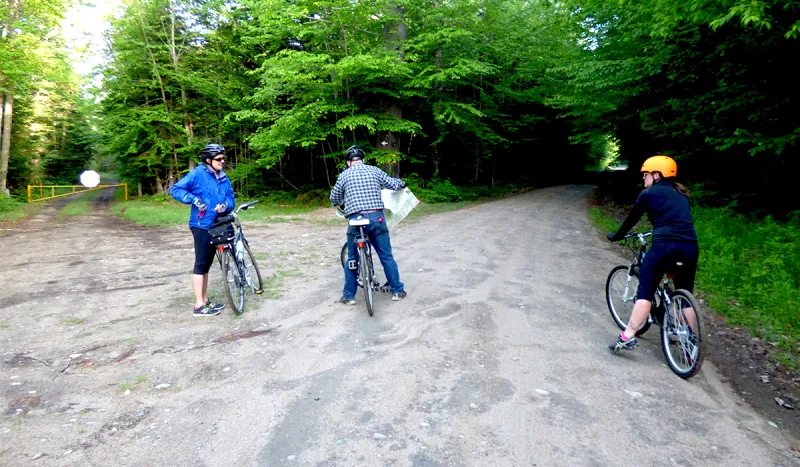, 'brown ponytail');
669,180,690,197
